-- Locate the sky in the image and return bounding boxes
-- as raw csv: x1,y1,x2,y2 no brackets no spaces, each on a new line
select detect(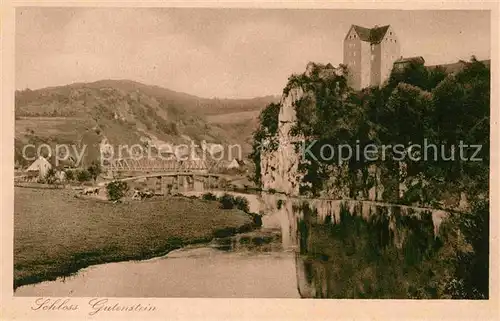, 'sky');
16,8,491,98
